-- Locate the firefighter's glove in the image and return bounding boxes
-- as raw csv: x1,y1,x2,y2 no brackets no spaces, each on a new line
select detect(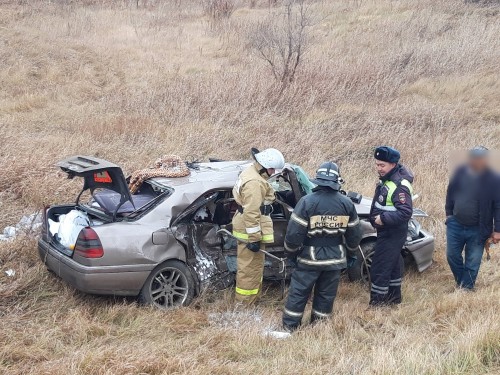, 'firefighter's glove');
347,254,357,268
260,204,273,216
285,248,299,266
246,241,261,253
